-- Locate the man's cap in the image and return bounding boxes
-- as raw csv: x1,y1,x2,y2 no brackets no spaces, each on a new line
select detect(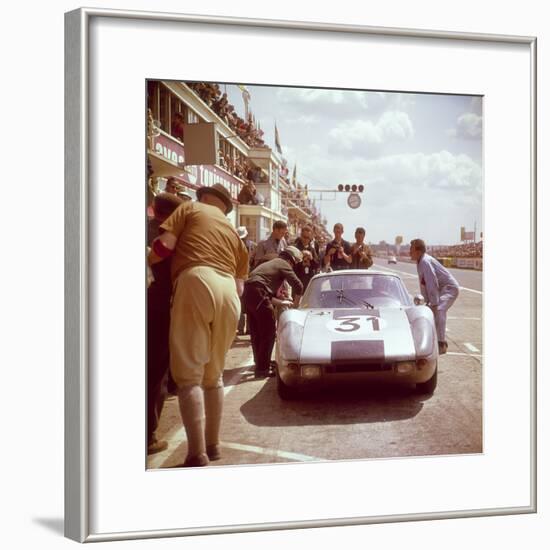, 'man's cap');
196,183,234,214
280,245,303,264
236,226,248,239
177,191,193,201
